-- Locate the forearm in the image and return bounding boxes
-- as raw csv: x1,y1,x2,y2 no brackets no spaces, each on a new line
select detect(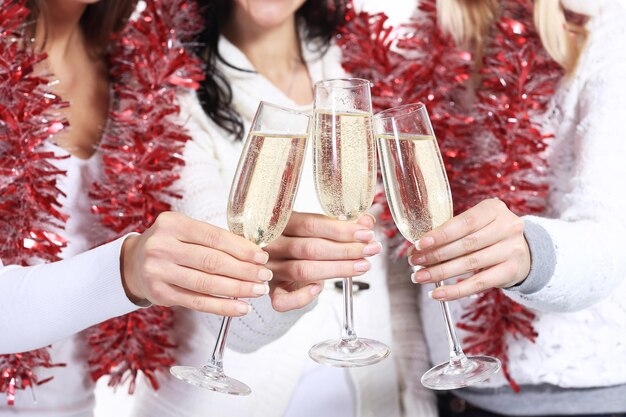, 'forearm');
505,219,556,294
0,236,139,354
